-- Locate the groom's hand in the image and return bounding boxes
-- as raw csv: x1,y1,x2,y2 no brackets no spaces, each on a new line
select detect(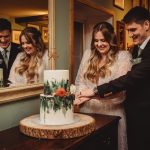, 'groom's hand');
78,88,95,97
74,88,95,105
74,96,90,105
